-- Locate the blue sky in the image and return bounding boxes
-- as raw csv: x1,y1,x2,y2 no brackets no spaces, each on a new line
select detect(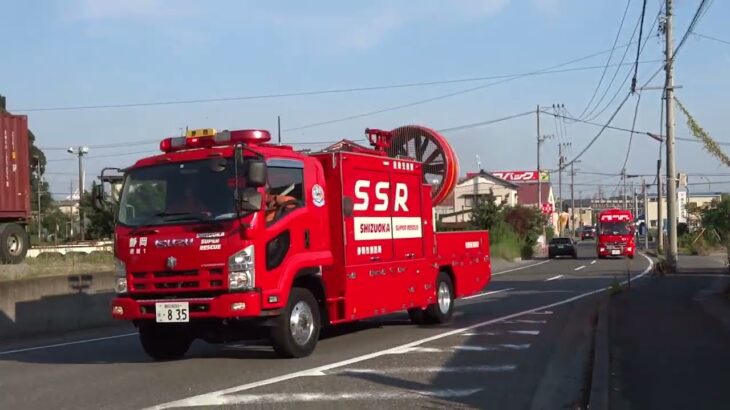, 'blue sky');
2,0,729,199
